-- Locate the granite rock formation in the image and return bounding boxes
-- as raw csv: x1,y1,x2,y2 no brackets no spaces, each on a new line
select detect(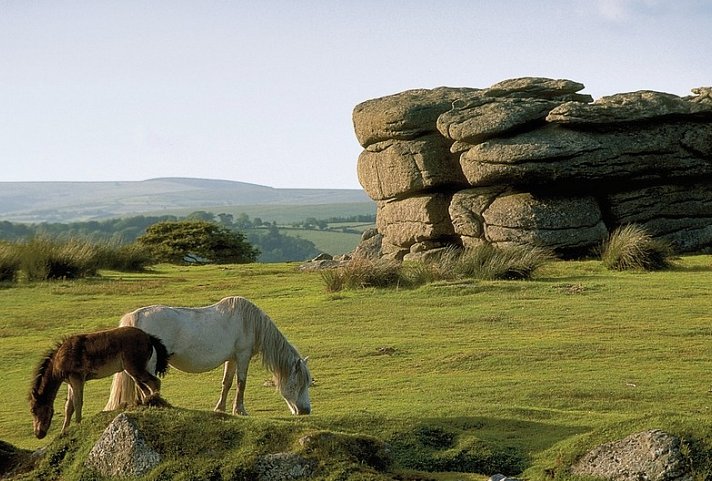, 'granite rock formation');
352,77,712,259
